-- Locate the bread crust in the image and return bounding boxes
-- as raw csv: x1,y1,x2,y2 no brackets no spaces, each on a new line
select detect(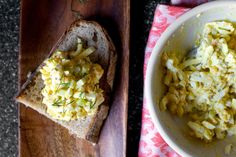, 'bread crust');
16,20,117,143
